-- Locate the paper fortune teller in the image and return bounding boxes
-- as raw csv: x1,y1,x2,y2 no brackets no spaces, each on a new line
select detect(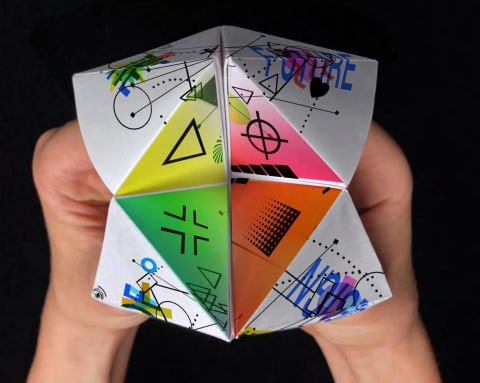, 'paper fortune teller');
72,25,392,341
